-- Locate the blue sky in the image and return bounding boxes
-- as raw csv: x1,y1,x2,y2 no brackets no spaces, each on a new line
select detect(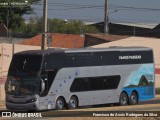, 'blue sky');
25,0,160,24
